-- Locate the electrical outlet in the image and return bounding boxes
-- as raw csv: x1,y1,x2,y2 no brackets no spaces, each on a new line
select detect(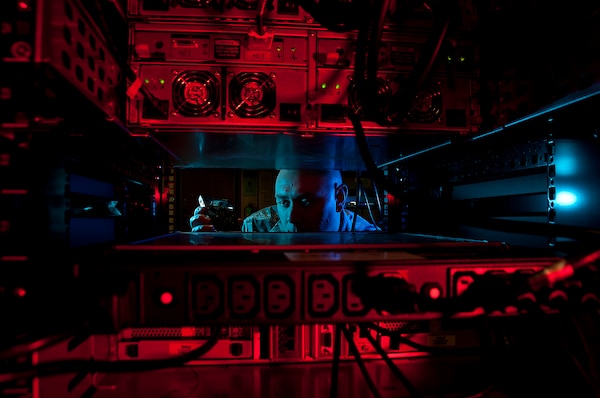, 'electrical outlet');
228,275,260,319
191,275,224,320
307,274,339,318
264,275,295,319
342,273,369,316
